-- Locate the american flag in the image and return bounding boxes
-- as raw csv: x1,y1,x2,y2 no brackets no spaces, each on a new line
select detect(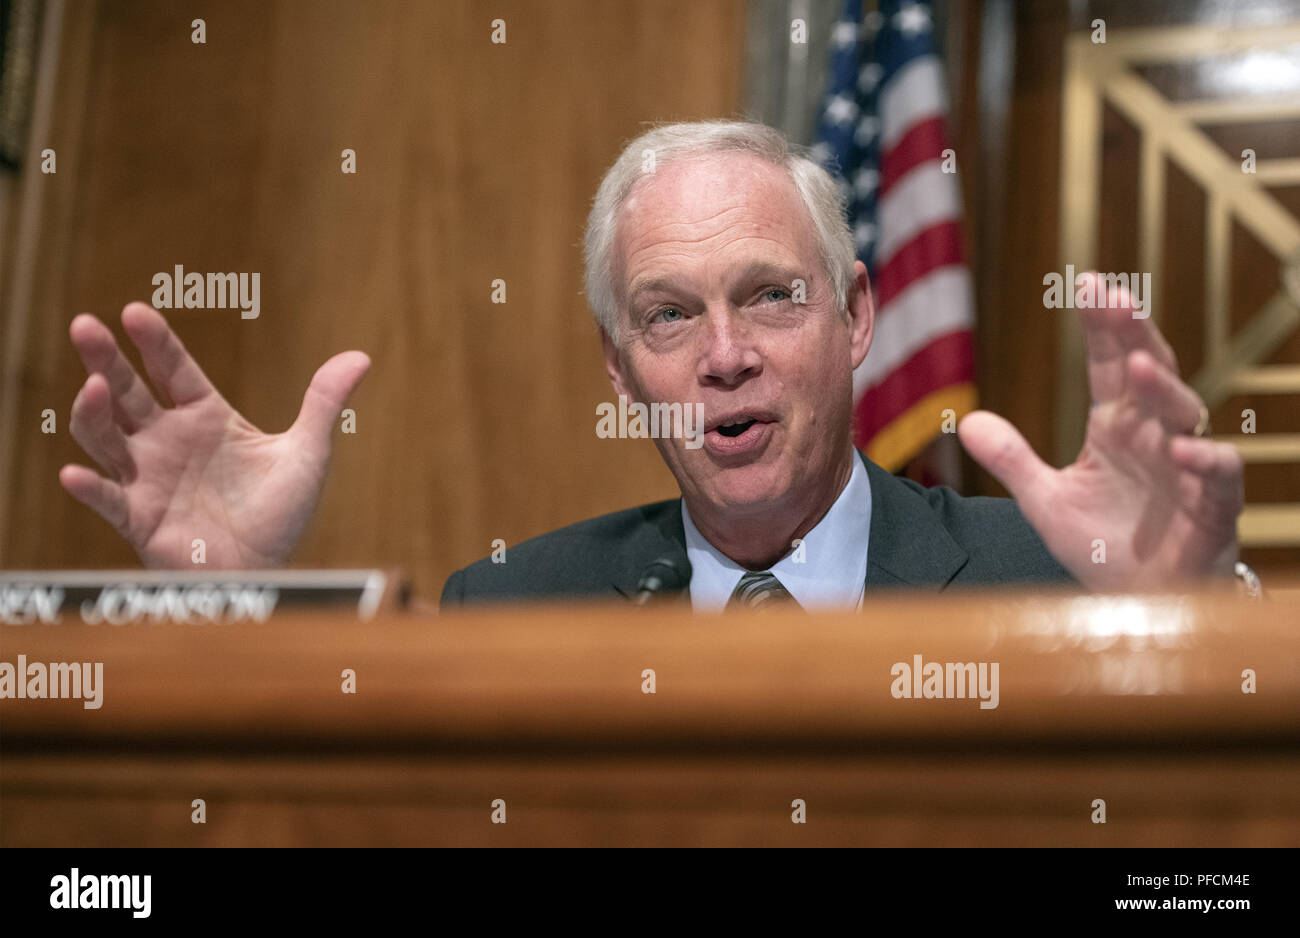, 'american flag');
812,0,976,472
